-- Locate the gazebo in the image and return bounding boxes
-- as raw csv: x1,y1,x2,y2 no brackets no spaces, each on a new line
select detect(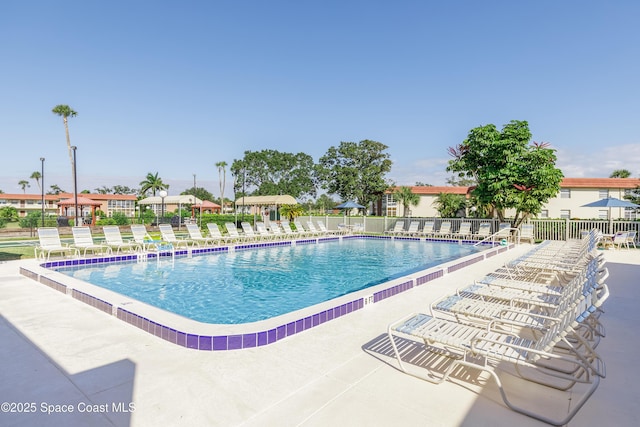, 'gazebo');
191,200,221,216
57,196,102,225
